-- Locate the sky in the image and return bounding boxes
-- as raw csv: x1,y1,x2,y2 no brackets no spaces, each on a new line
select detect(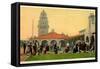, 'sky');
20,5,95,40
